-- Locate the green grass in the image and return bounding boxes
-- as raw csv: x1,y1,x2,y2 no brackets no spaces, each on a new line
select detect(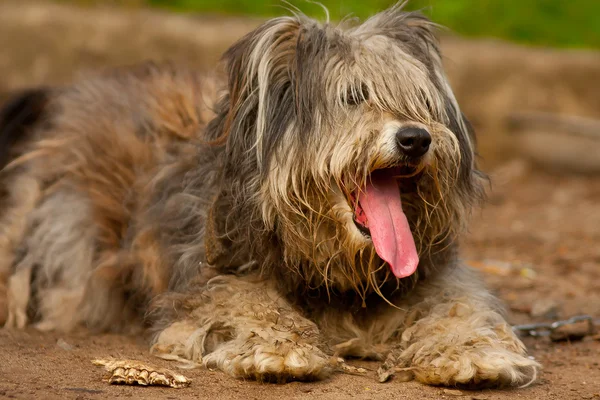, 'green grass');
145,0,600,49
